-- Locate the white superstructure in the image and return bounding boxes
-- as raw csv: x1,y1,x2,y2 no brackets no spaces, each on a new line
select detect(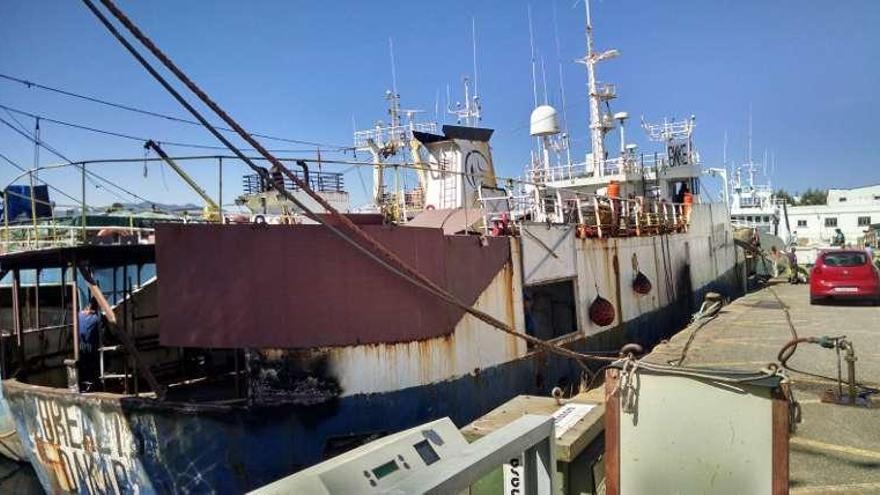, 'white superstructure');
727,160,792,242
787,184,880,247
522,0,703,223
